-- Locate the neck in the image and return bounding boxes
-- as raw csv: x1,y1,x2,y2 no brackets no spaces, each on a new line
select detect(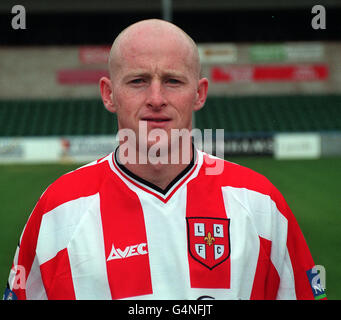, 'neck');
116,143,194,191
